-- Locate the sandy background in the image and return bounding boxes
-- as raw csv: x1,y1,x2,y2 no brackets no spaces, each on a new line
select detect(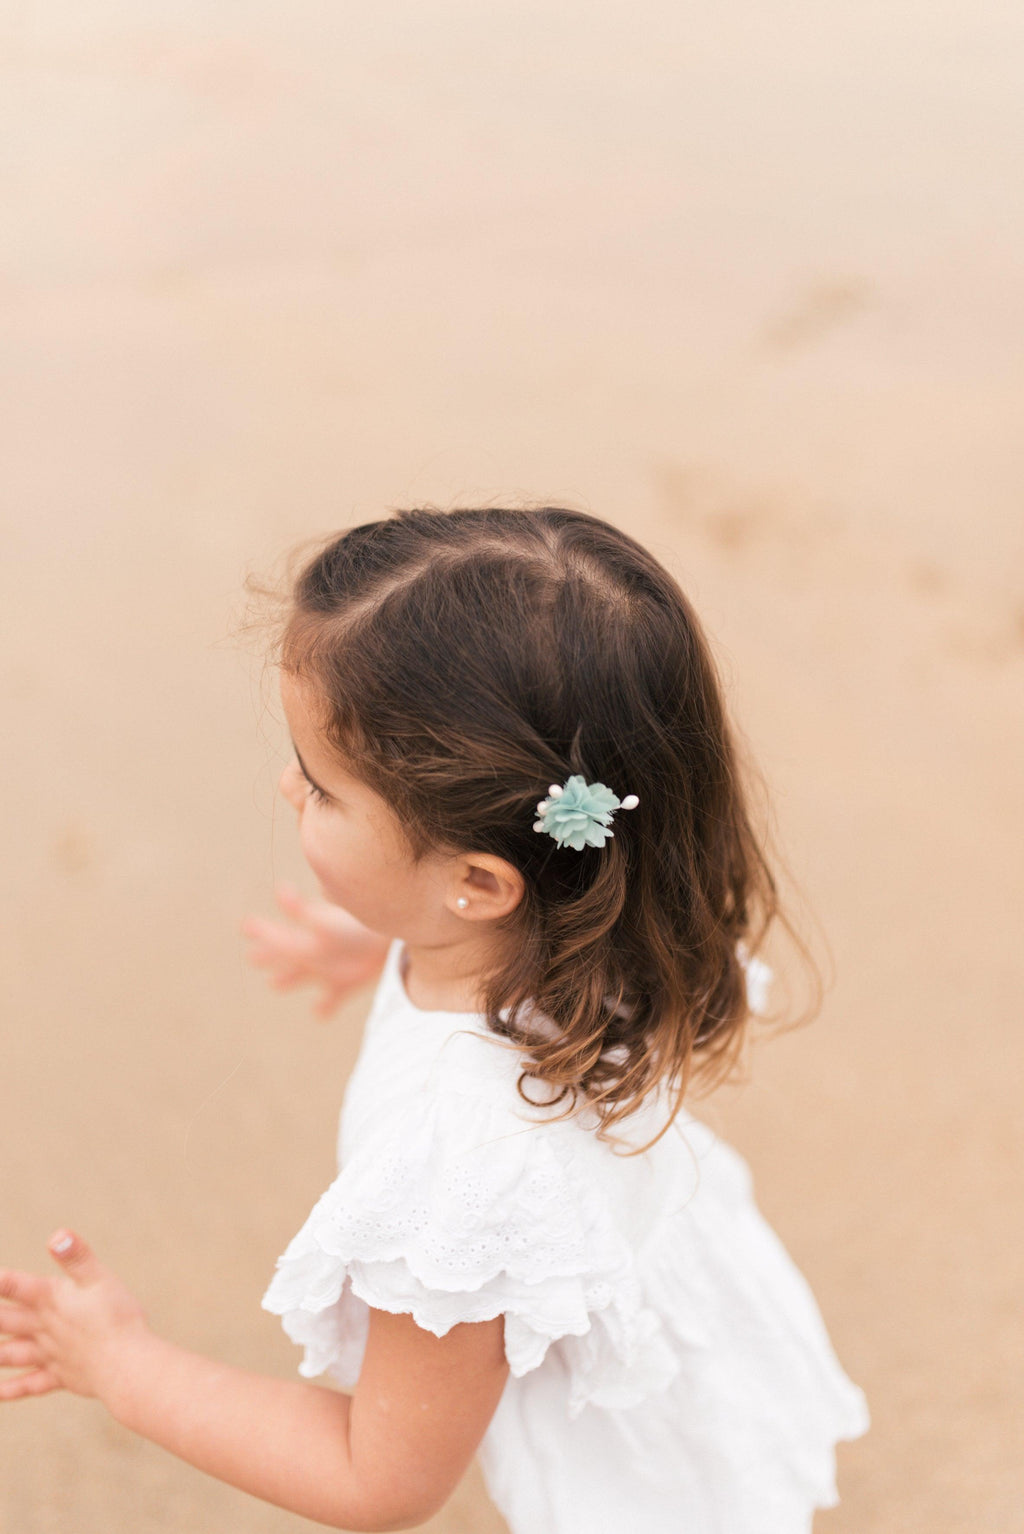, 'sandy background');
2,3,1023,1530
